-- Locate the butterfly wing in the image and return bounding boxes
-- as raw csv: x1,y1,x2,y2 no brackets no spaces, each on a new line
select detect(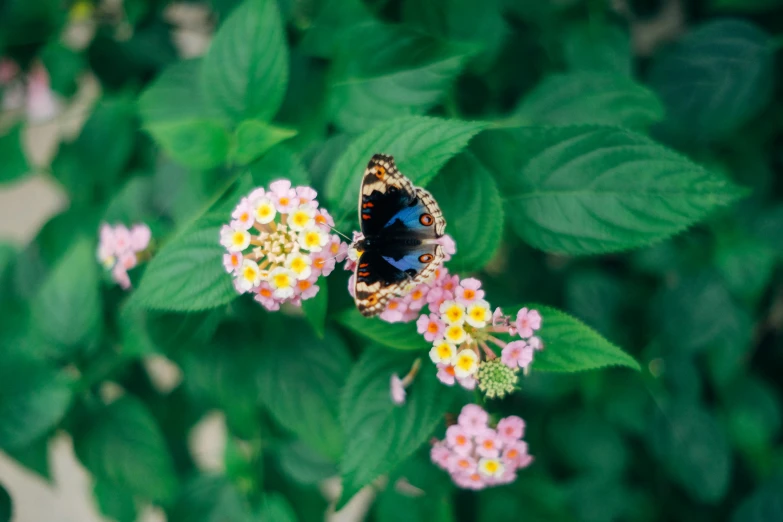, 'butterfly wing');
354,242,445,317
353,153,448,317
